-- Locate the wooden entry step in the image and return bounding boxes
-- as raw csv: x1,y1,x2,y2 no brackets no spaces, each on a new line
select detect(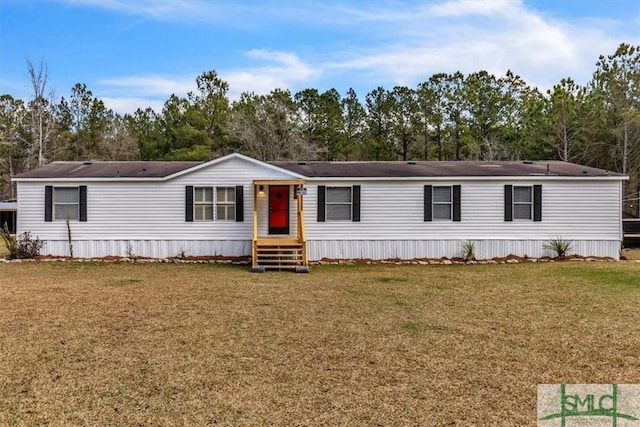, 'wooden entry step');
254,239,306,271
